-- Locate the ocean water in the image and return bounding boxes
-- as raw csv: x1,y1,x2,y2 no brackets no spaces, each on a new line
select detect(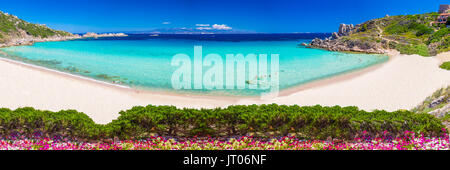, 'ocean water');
0,34,388,96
